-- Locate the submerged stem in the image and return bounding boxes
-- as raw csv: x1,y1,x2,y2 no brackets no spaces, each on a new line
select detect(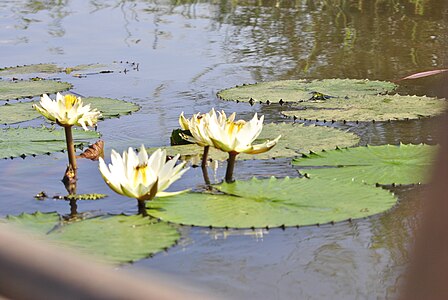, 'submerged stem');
69,199,78,217
64,126,77,179
225,152,238,183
